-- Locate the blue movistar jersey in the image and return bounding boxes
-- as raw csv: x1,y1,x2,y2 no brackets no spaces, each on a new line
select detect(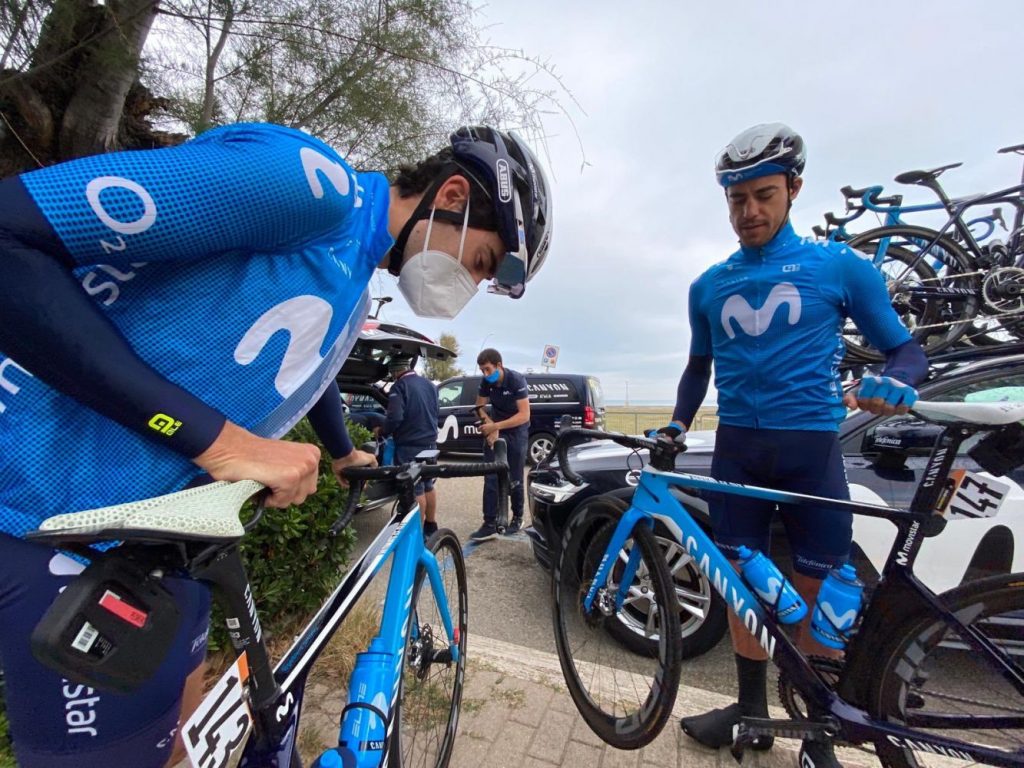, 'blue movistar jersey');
0,123,393,538
689,221,911,431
